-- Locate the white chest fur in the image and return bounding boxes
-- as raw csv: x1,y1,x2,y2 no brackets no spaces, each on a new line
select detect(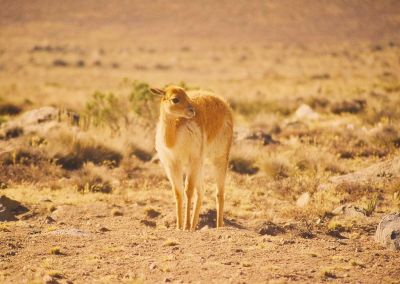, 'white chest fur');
155,120,203,167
